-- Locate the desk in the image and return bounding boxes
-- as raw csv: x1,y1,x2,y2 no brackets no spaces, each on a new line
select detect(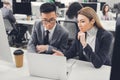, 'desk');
16,18,115,32
16,17,65,25
101,20,116,32
16,19,37,35
16,17,65,35
0,47,111,80
68,59,111,80
16,19,36,25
